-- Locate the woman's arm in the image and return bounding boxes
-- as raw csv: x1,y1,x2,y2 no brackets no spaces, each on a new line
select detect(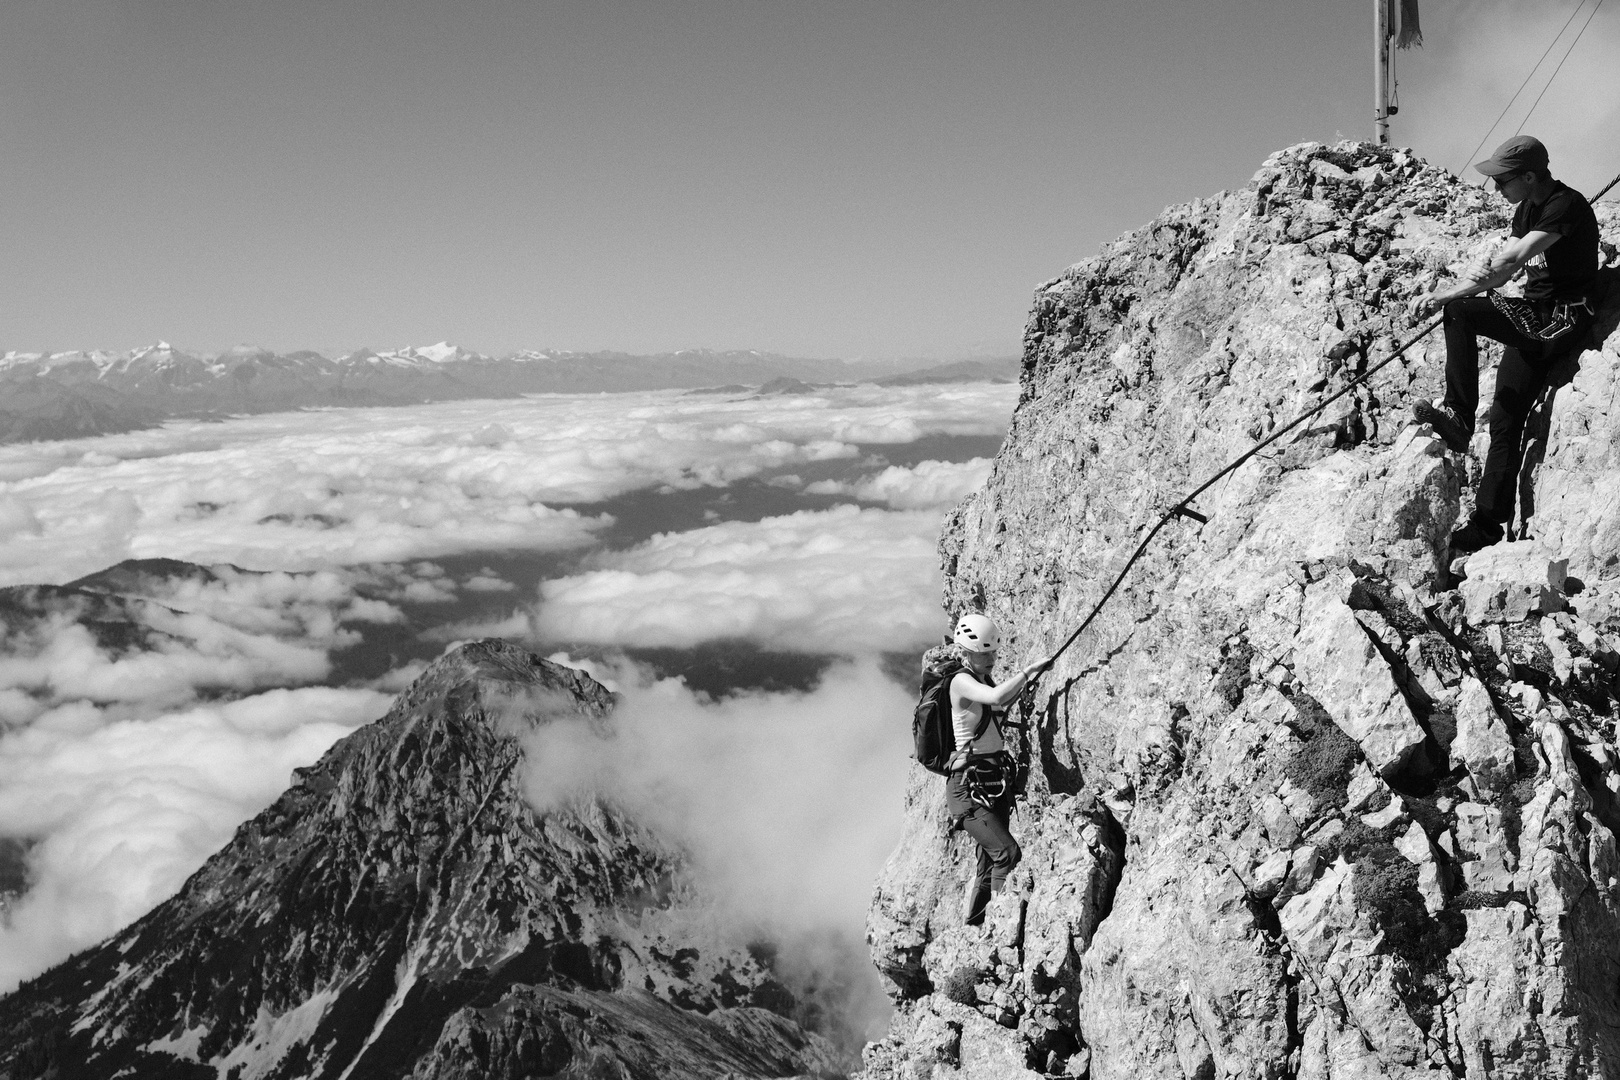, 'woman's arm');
952,658,1053,710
